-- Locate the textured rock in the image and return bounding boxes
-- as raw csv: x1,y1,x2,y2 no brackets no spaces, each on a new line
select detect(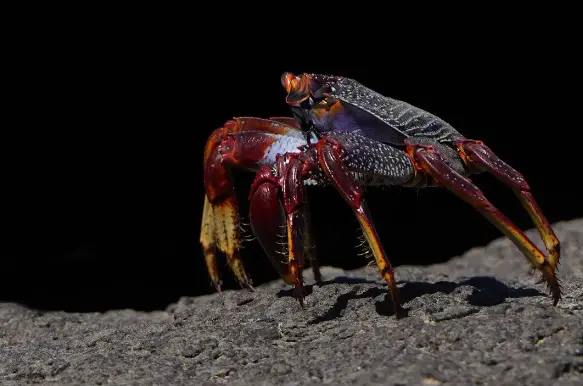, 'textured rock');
1,219,582,385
